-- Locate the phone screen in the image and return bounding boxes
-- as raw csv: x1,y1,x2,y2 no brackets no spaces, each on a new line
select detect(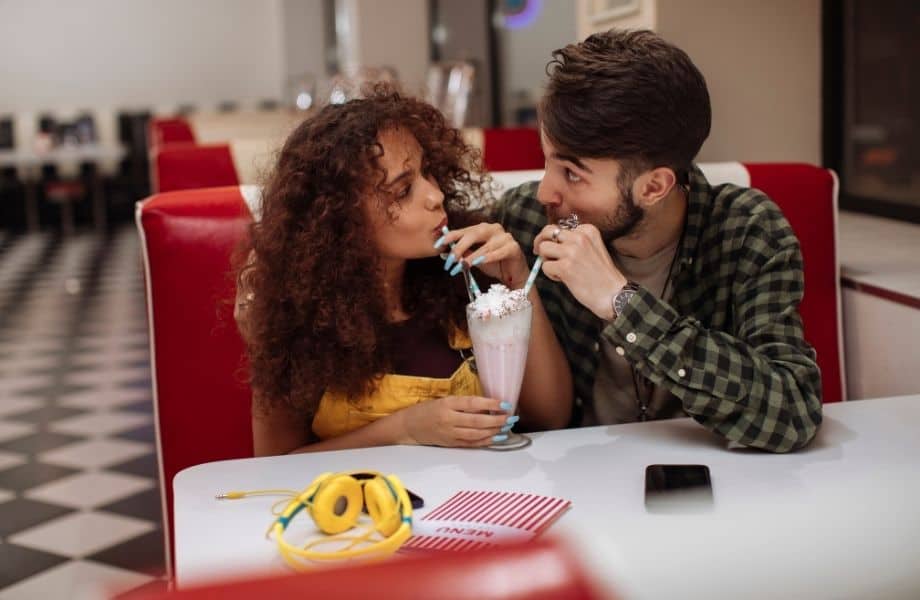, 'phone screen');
645,464,713,512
